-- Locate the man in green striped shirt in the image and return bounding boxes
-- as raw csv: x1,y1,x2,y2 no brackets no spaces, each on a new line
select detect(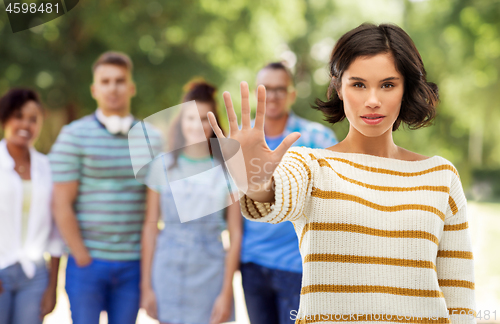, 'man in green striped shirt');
49,52,161,324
